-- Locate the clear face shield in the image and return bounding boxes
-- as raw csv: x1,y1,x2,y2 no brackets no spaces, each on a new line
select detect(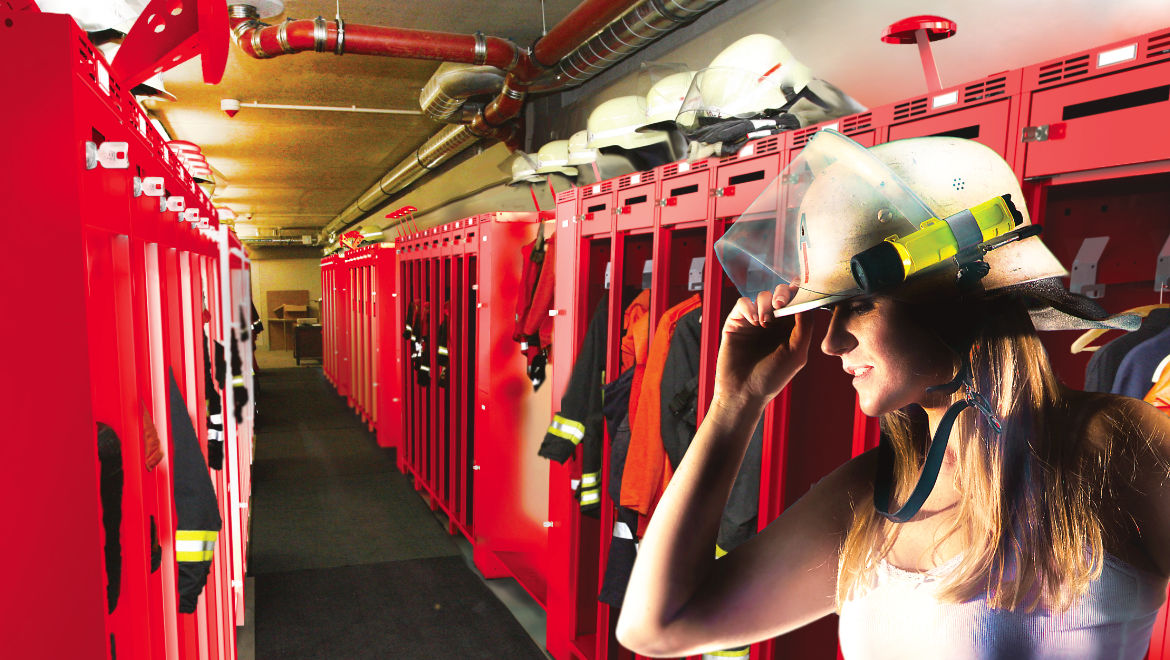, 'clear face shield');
713,130,938,314
675,67,796,134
